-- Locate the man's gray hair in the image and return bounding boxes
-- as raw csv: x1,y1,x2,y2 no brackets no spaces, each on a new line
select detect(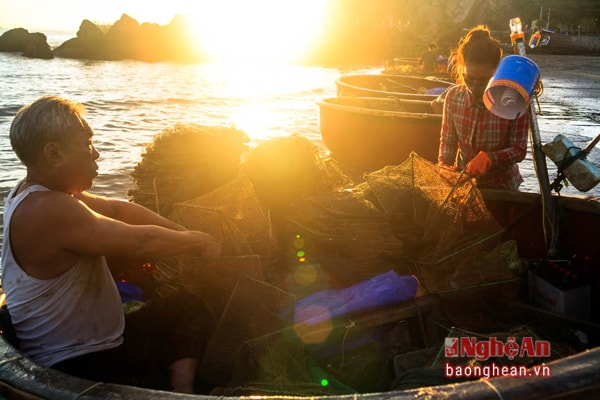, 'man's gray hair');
9,96,91,166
